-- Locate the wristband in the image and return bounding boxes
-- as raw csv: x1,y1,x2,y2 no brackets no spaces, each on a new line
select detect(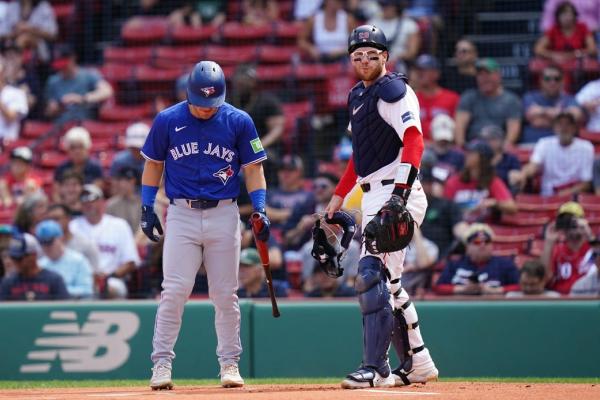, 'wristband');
393,163,419,189
249,188,266,212
141,185,159,207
